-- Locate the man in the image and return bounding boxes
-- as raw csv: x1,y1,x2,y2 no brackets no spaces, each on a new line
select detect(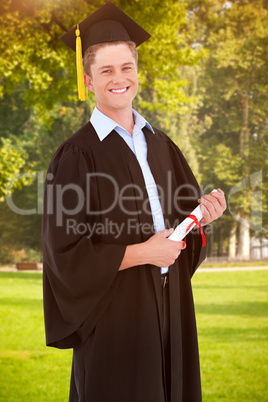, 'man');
42,2,226,401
